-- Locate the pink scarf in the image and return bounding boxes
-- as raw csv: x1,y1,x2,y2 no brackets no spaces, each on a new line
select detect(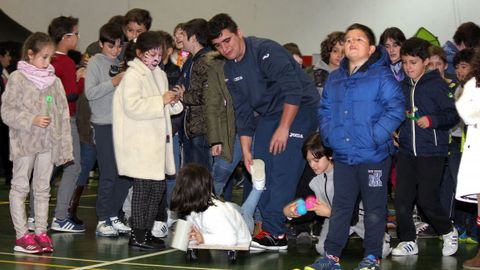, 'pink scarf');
17,60,56,90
